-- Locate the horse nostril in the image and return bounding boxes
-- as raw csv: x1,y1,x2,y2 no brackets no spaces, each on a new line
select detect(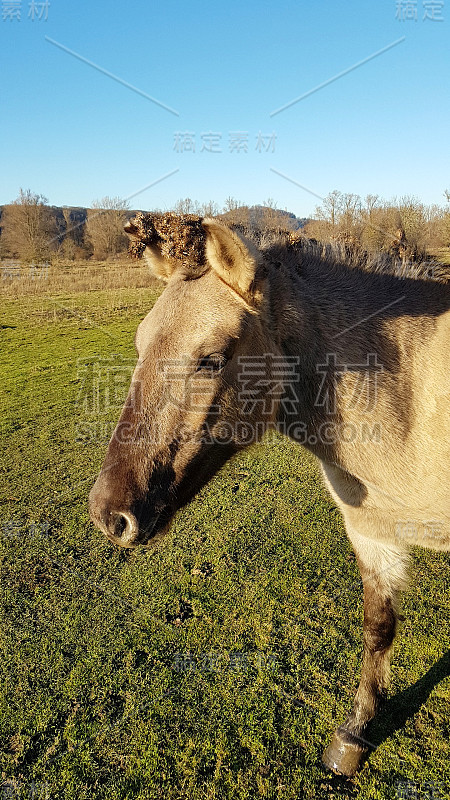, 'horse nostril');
113,513,129,538
107,511,138,546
